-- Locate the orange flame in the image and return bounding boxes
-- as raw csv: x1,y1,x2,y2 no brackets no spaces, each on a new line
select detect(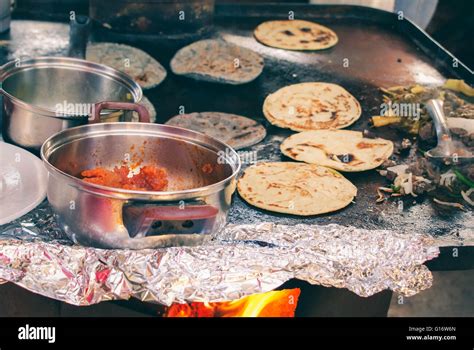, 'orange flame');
165,289,300,317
